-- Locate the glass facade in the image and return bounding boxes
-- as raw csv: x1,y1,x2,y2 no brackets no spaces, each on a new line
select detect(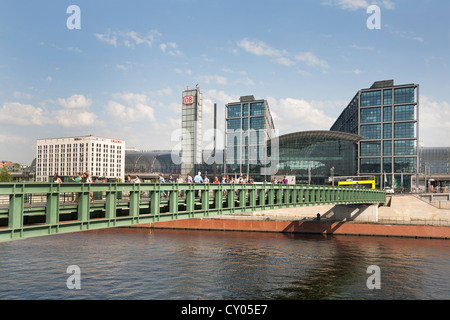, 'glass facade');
419,147,450,174
272,131,360,185
330,80,419,191
360,124,381,139
360,90,381,106
125,151,224,177
361,107,381,123
225,96,275,178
